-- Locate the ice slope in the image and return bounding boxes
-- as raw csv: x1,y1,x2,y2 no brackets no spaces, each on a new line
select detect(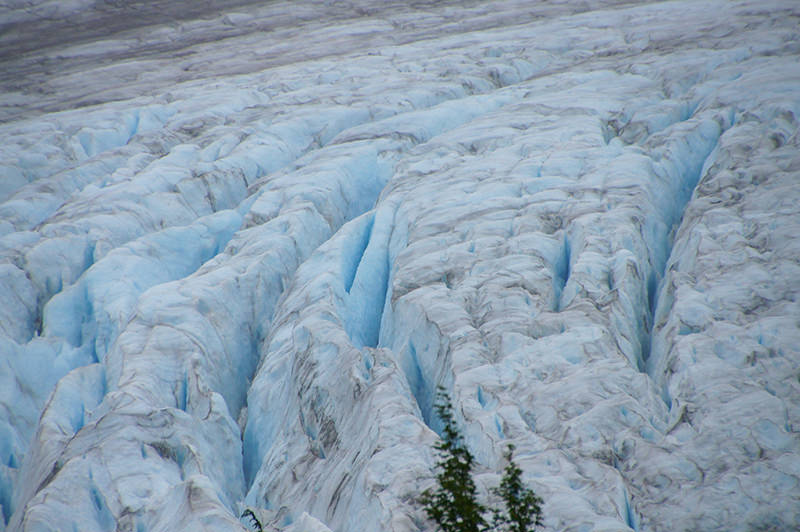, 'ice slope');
1,0,799,531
